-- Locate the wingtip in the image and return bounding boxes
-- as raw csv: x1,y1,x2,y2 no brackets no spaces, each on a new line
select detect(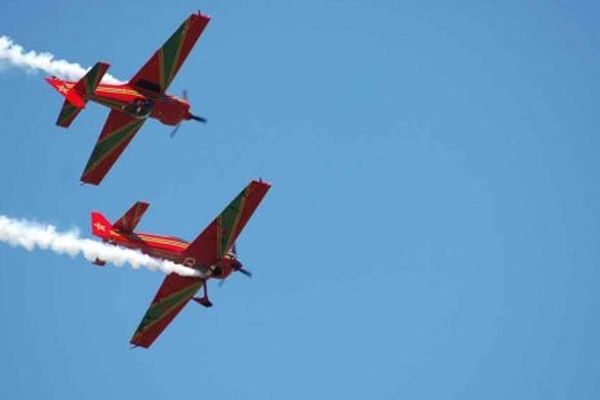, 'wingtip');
94,61,111,71
252,178,272,188
80,175,100,186
195,10,212,20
